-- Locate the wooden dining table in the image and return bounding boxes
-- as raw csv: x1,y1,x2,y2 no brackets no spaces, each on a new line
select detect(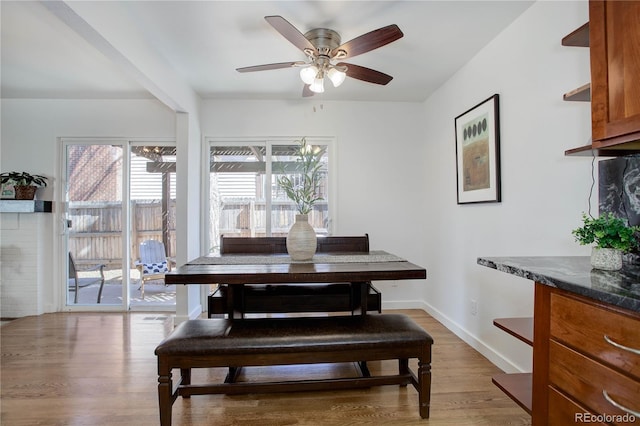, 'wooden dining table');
165,250,427,318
